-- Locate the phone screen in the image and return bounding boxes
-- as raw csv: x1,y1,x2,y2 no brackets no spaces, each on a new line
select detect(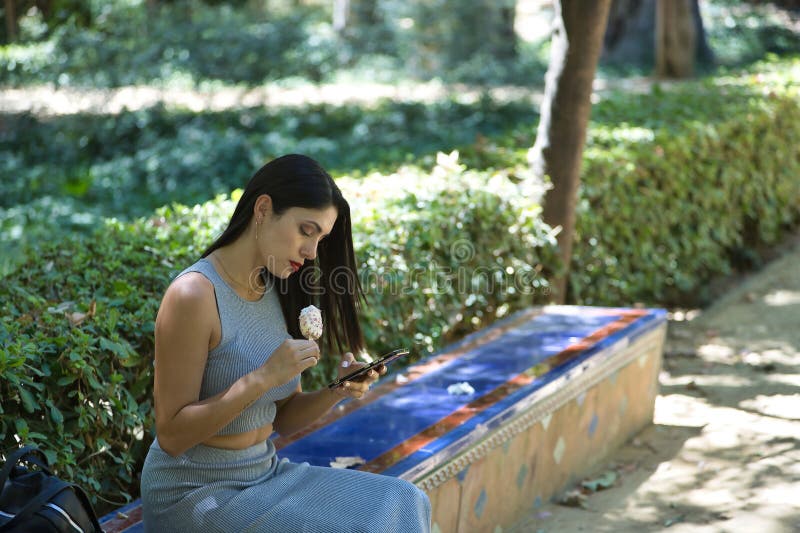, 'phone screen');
327,348,410,389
